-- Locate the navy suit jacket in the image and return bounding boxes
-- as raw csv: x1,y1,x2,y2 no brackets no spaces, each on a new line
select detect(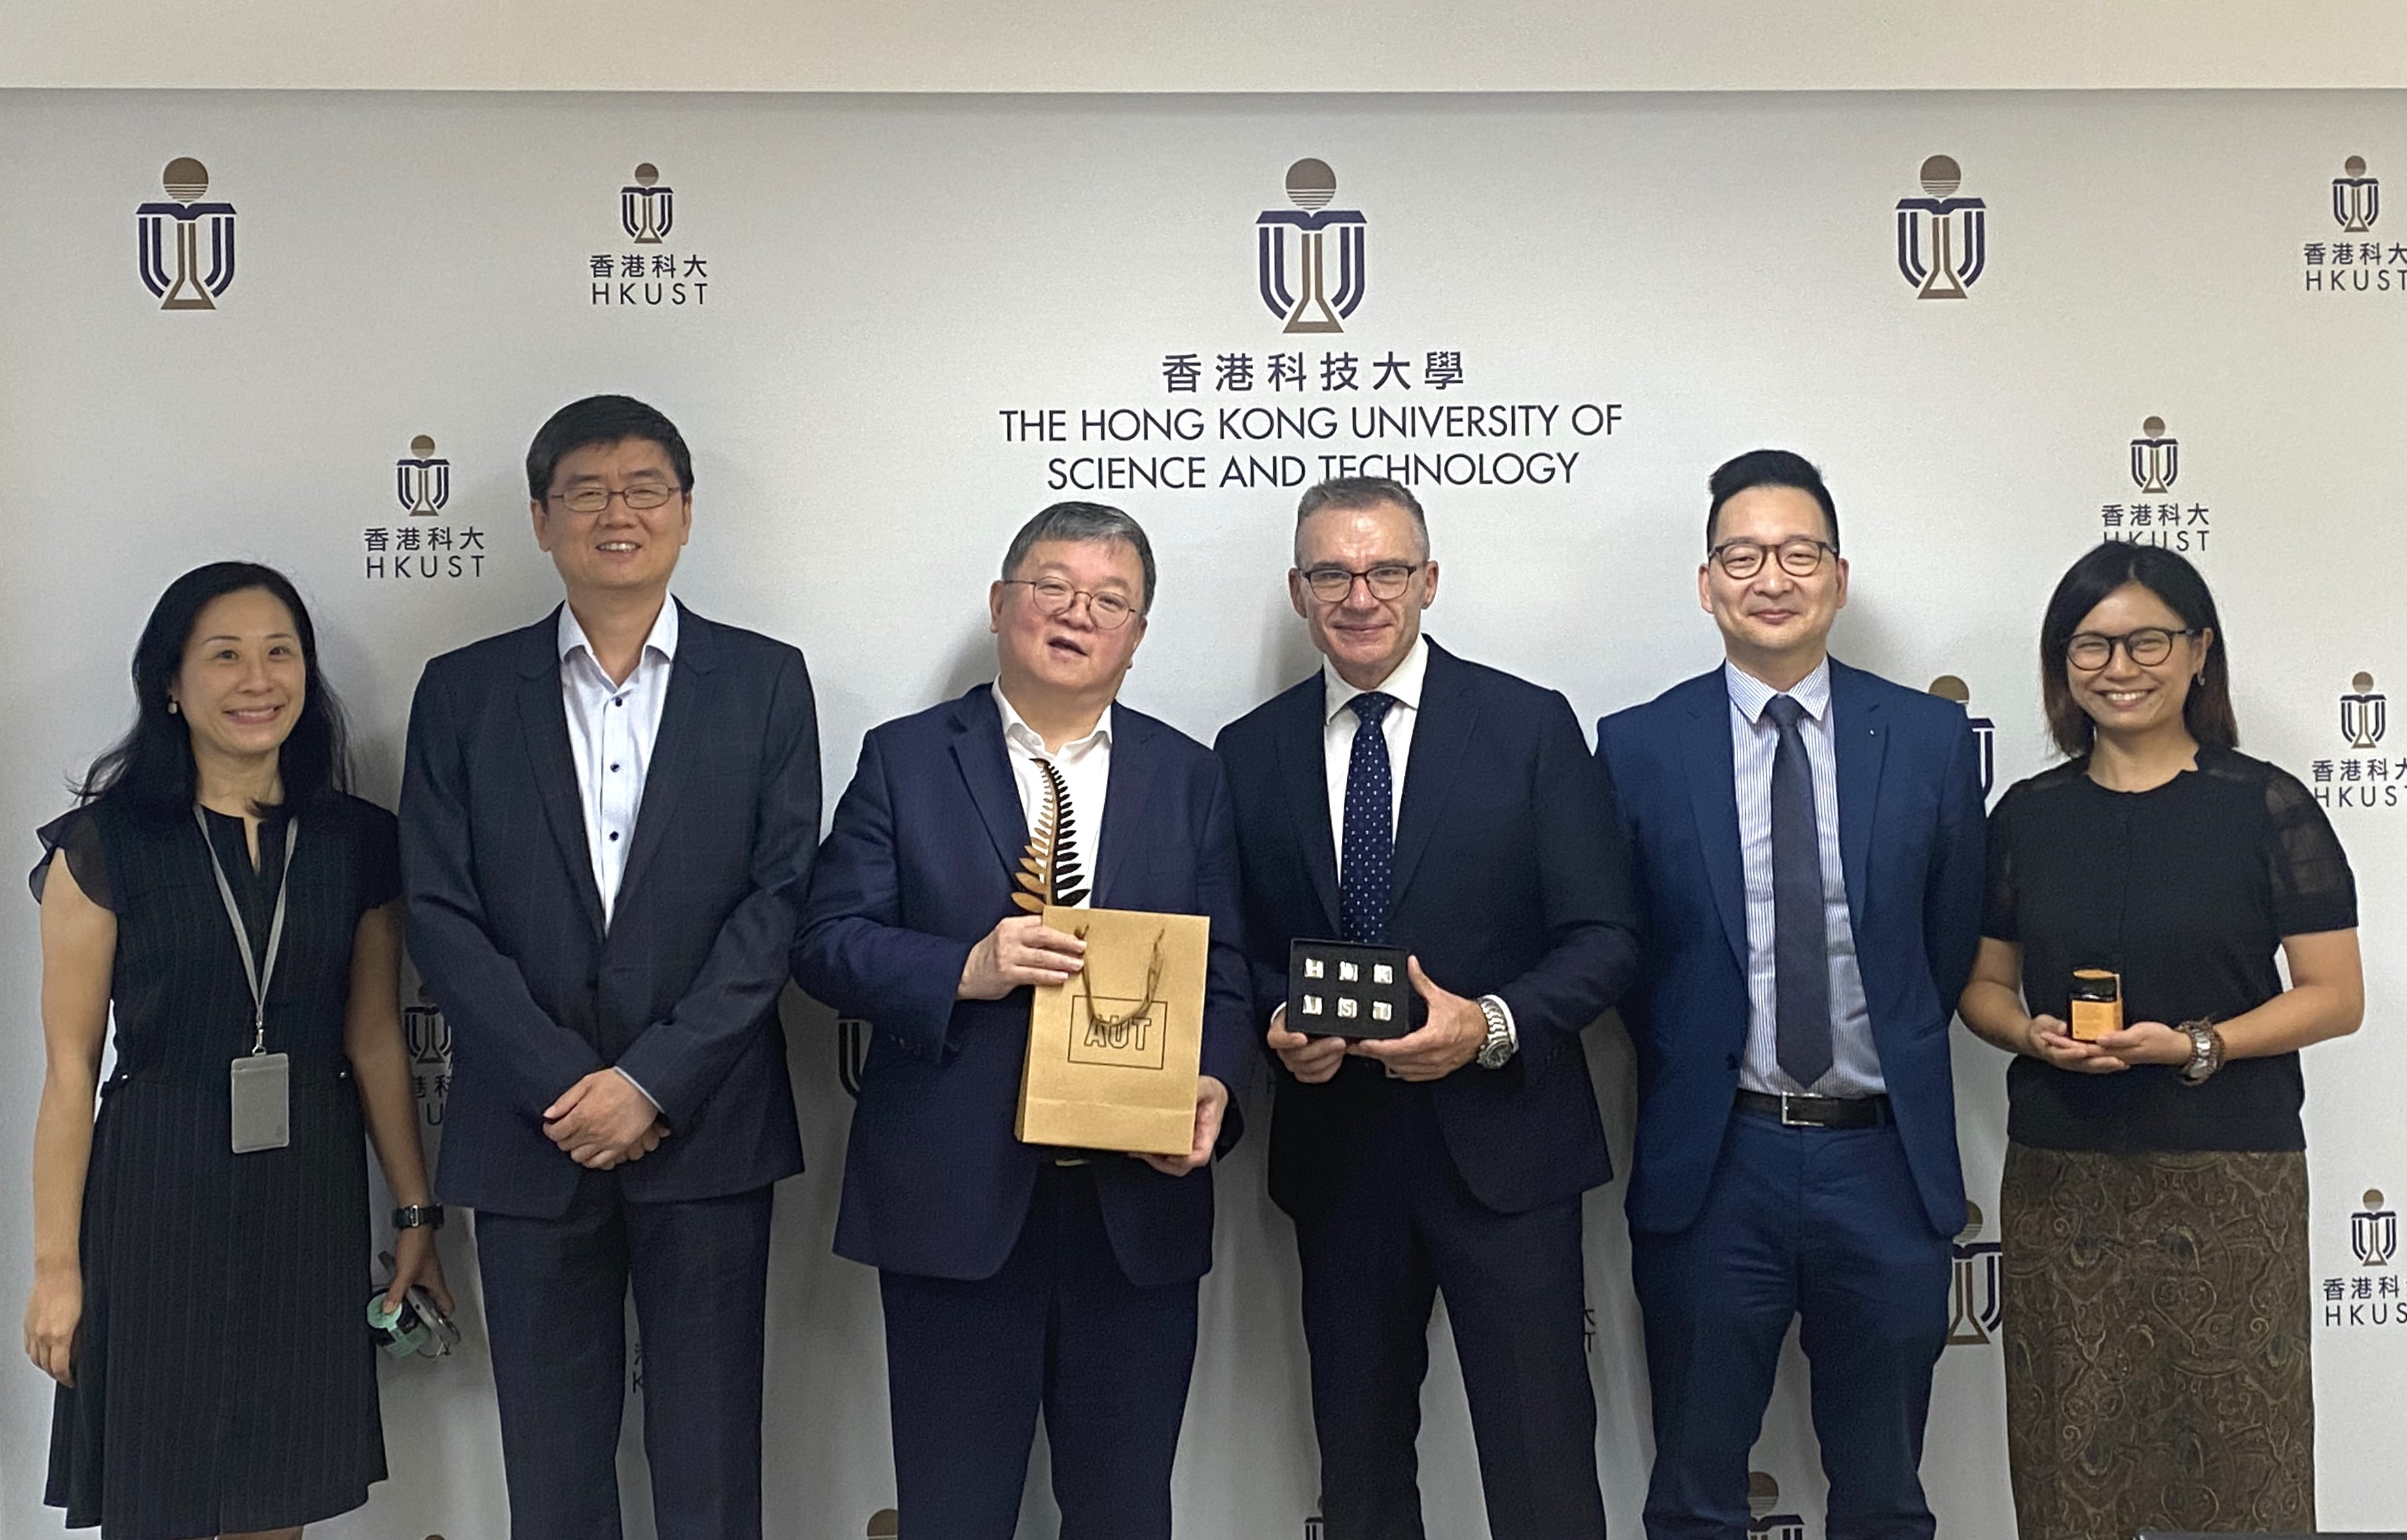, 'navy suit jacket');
1596,658,1983,1239
791,686,1252,1289
1215,641,1639,1221
400,604,820,1219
